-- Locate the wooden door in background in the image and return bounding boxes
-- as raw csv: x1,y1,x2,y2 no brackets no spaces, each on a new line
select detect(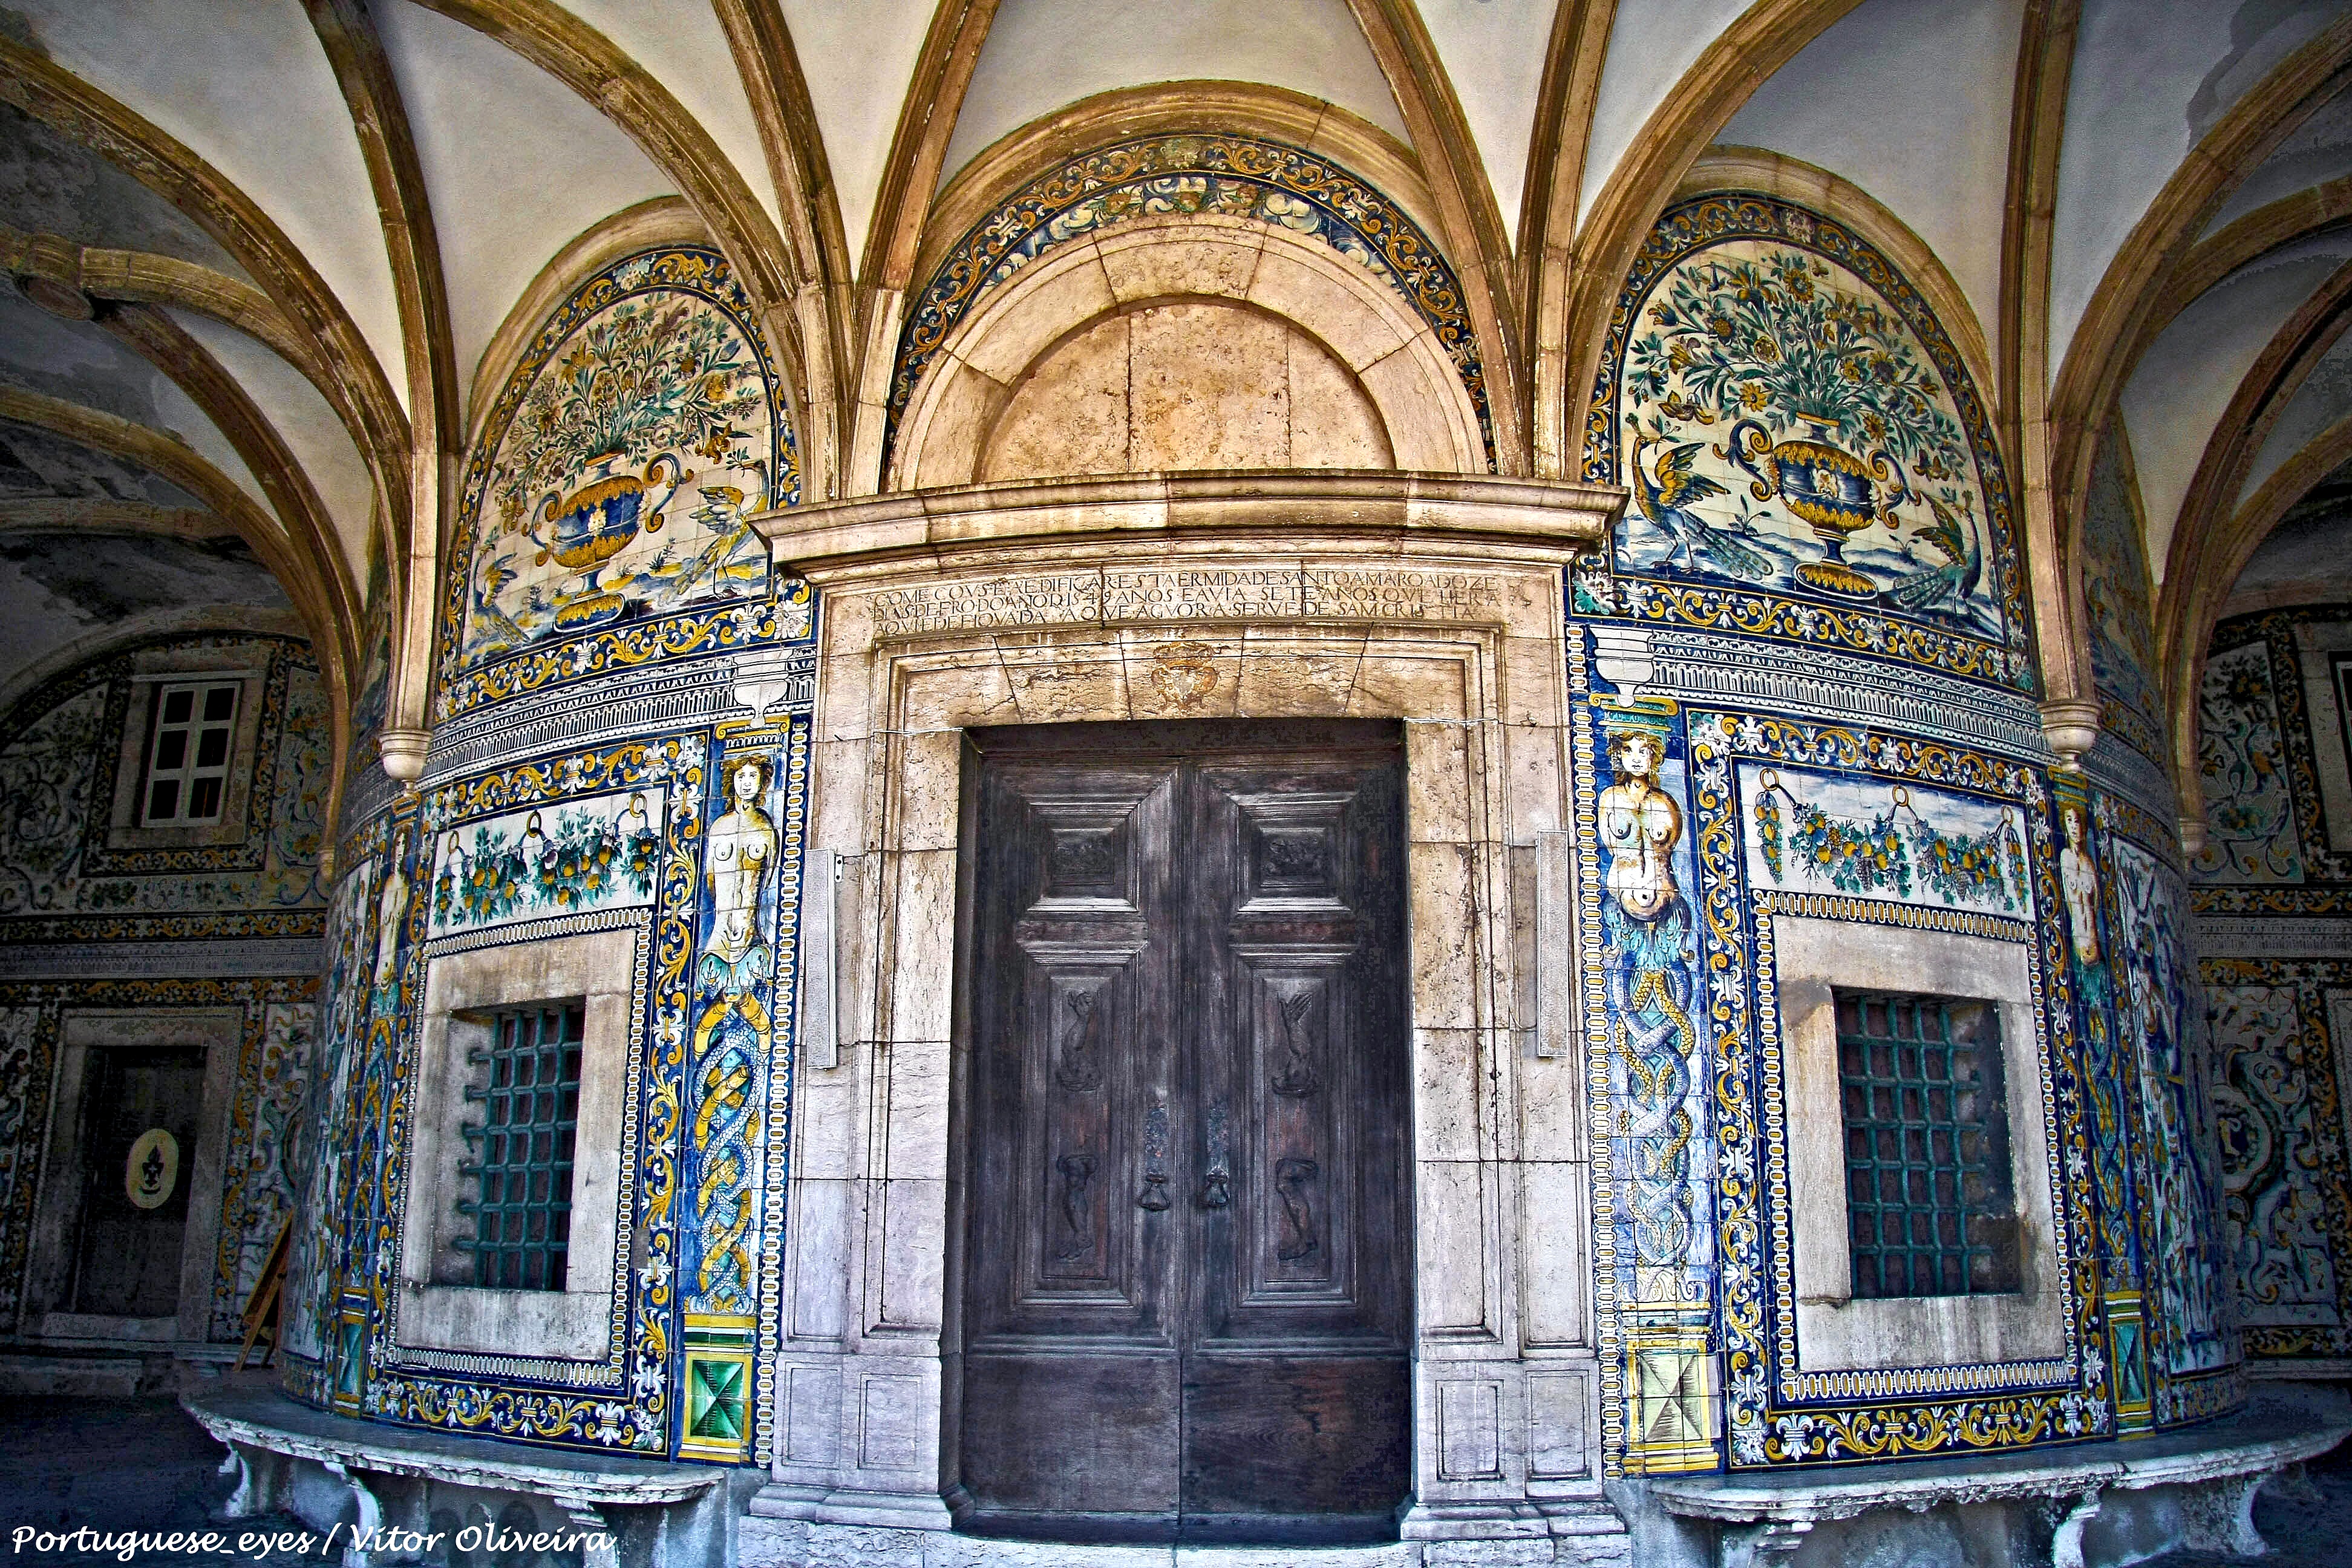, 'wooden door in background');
960,721,1411,1544
70,1046,206,1319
